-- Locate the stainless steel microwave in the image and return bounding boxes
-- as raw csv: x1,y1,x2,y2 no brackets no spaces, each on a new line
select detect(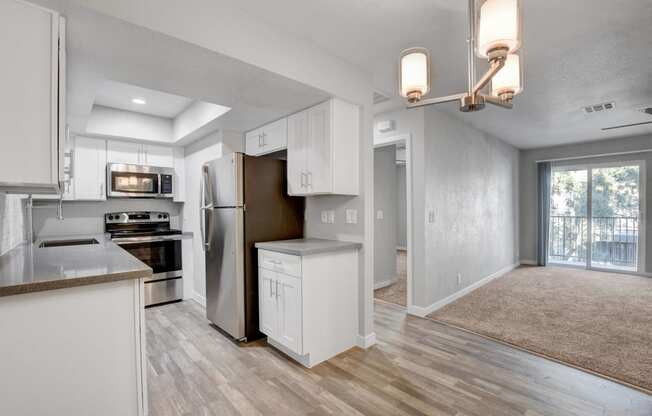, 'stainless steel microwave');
107,163,175,198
